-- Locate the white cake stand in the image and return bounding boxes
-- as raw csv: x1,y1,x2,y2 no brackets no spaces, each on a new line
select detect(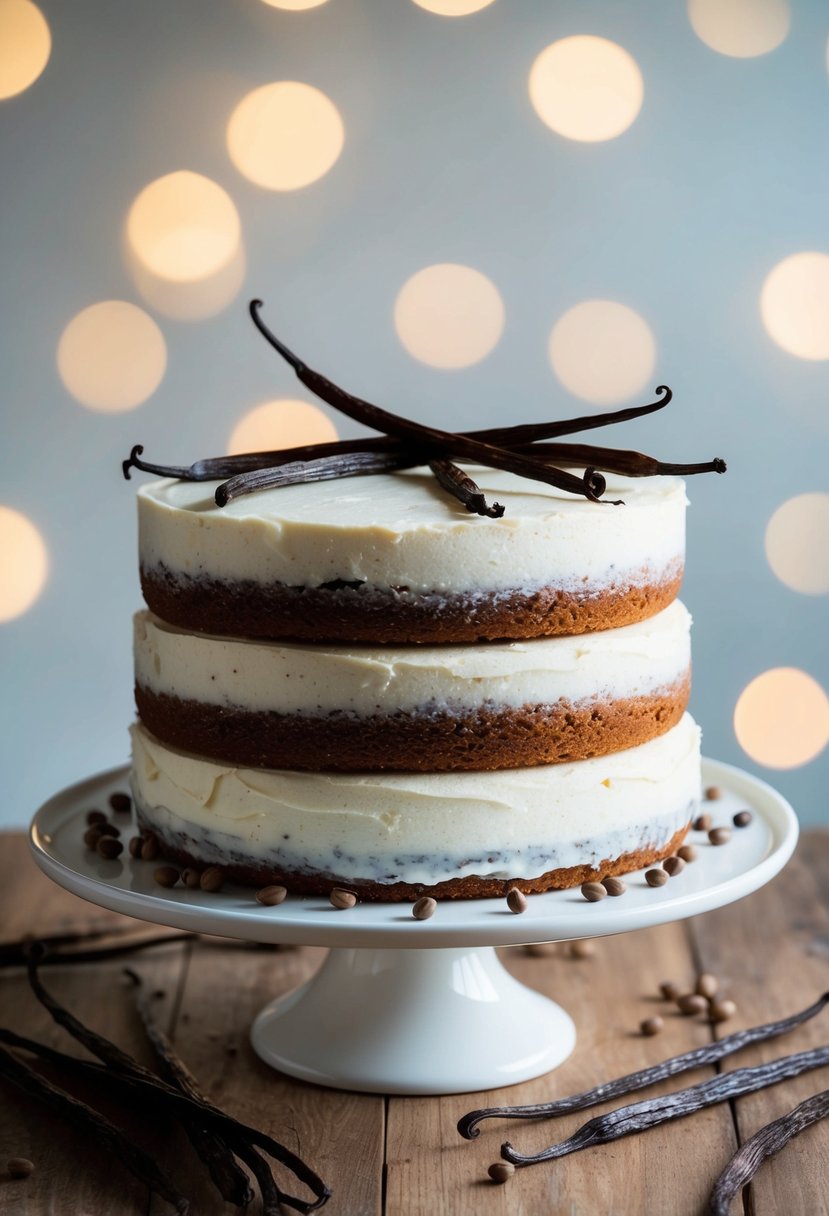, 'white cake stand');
29,758,797,1095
